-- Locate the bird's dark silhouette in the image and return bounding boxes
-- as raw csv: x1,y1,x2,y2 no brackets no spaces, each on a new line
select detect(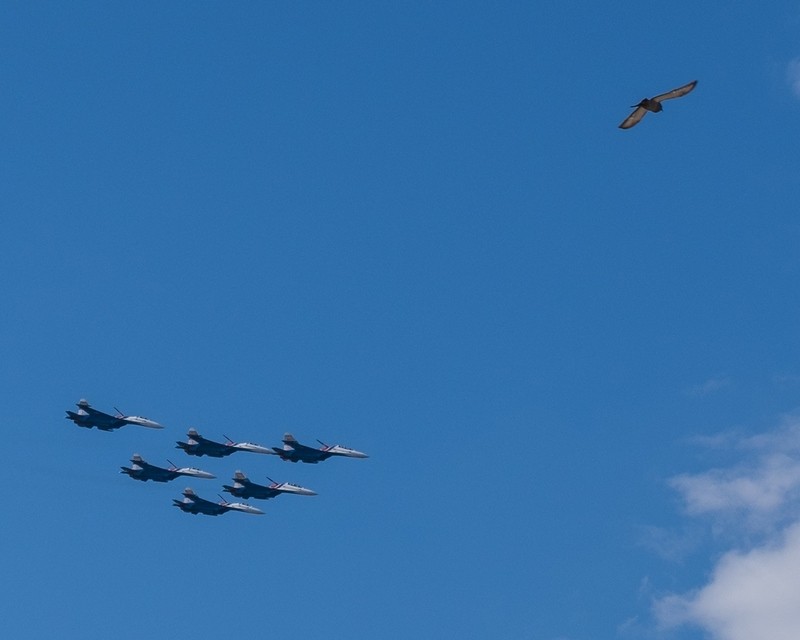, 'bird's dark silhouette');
619,80,698,129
